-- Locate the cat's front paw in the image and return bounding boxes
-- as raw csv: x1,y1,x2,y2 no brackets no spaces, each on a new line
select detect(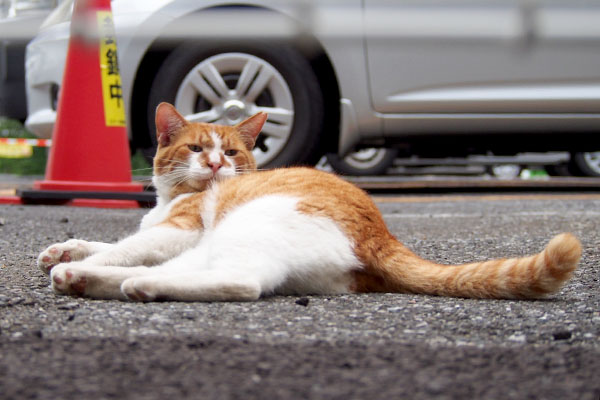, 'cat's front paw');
38,239,92,275
50,264,88,296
